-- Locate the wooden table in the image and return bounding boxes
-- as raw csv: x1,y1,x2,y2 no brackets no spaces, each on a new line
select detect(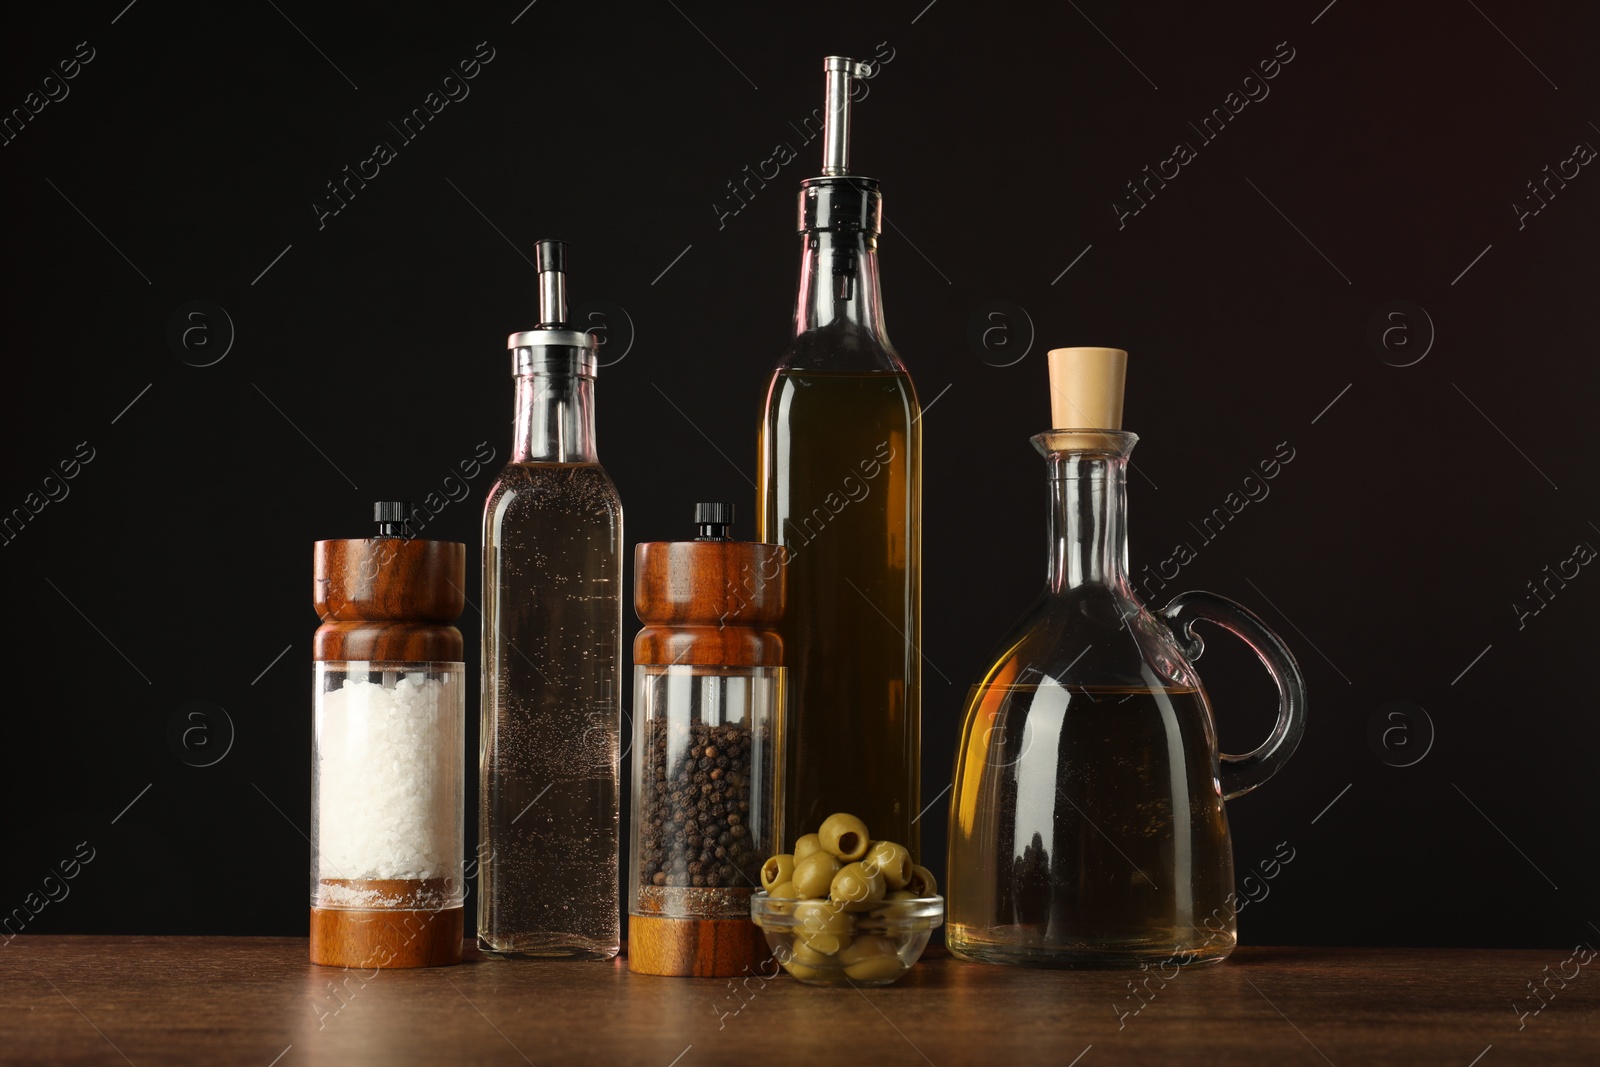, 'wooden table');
1,938,1594,1065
